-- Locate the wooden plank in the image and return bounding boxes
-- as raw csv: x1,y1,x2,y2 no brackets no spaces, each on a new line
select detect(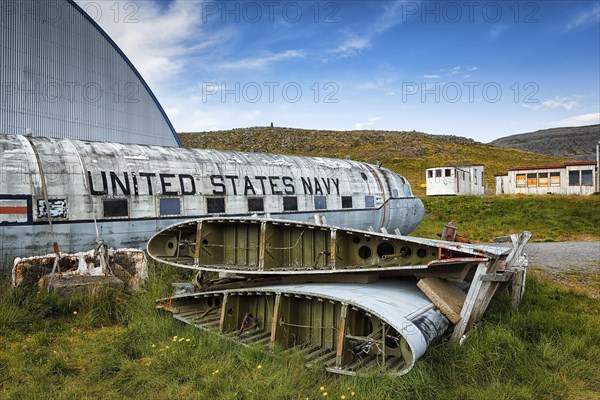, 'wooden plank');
417,277,466,324
219,293,229,333
451,262,488,342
